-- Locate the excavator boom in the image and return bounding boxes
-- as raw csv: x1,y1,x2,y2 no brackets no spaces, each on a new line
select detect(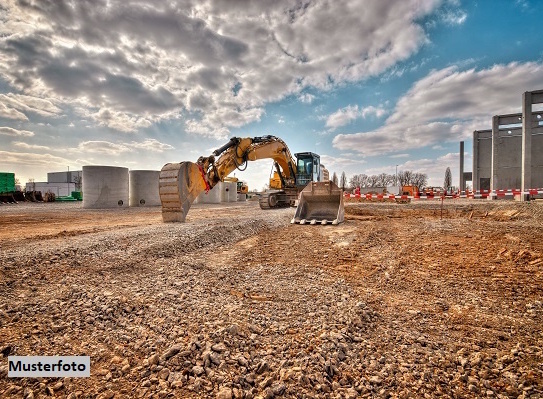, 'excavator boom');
159,135,344,223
